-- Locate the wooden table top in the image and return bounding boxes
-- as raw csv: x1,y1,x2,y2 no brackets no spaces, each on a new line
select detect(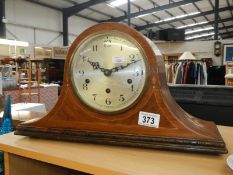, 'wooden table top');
0,125,232,175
